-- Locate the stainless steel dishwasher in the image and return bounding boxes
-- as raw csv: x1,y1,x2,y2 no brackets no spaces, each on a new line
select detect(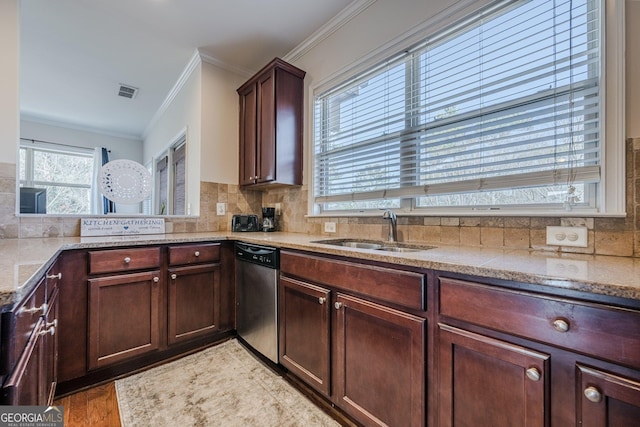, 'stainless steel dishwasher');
235,242,279,363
